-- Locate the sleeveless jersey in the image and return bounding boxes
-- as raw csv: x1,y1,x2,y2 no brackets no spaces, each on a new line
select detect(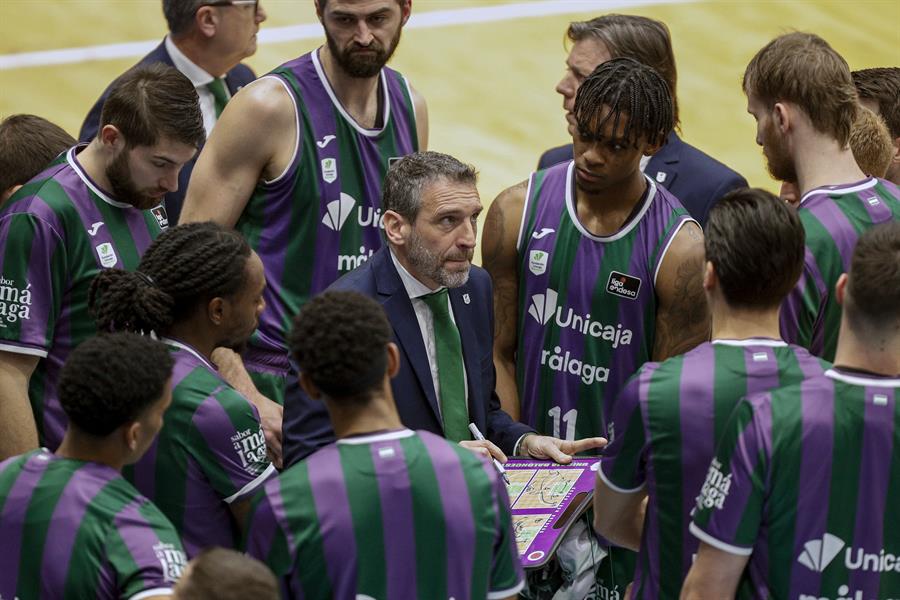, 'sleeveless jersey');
0,450,186,600
0,146,168,449
125,339,276,557
600,339,829,599
239,50,419,372
244,429,524,600
516,160,694,440
691,368,900,600
780,177,900,361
